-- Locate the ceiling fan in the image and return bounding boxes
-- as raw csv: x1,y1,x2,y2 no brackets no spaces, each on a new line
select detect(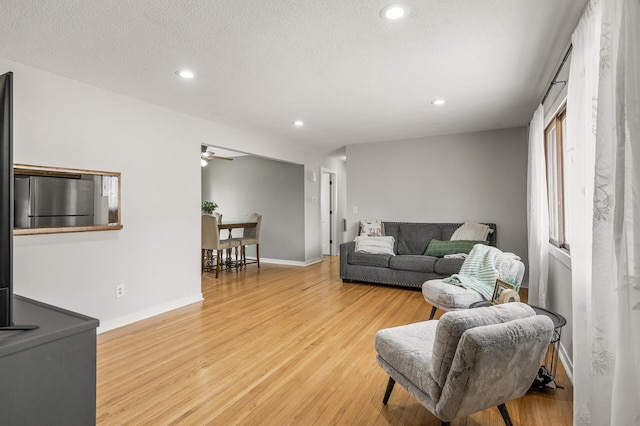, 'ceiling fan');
201,145,233,166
